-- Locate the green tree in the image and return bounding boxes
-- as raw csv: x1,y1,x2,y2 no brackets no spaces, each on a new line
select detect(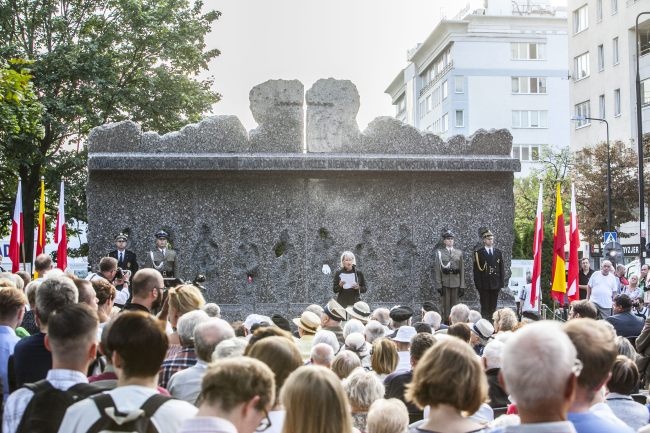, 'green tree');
513,148,573,307
0,0,221,260
573,141,638,245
